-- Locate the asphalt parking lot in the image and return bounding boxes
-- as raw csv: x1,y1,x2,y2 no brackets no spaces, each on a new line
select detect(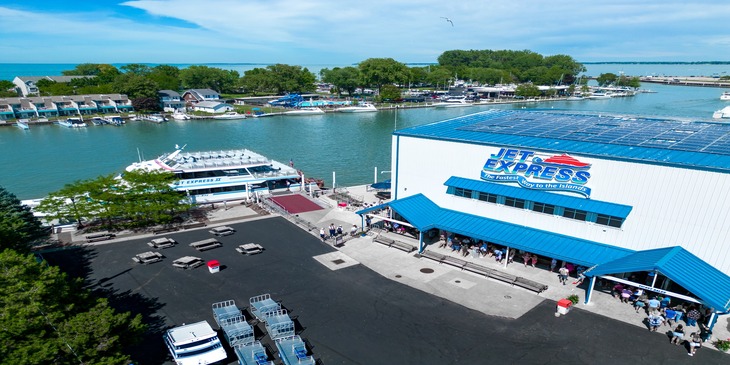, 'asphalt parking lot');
43,217,729,365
